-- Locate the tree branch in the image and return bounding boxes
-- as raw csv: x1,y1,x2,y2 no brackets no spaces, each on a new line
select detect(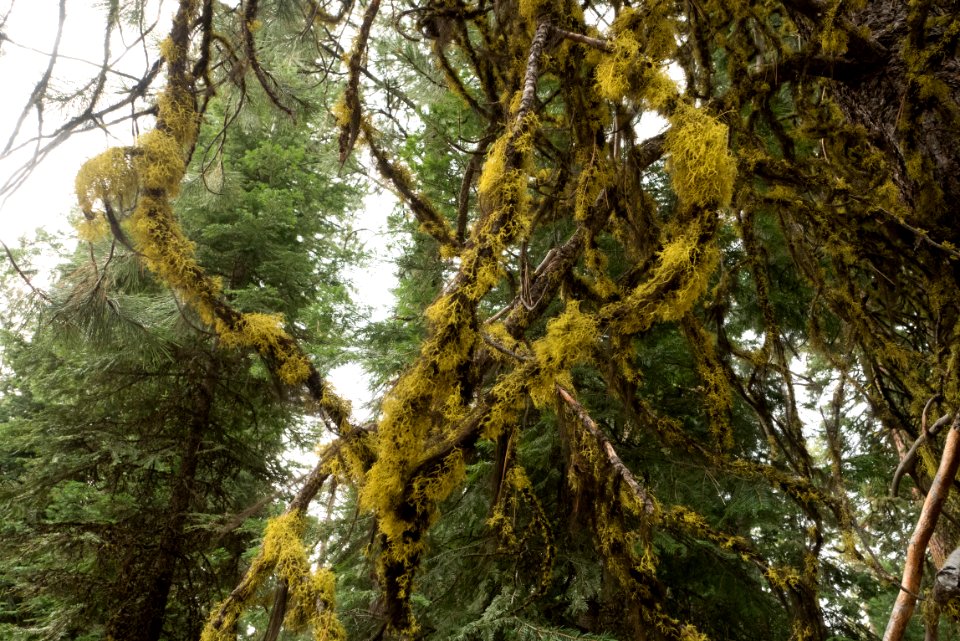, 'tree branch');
556,385,657,516
884,415,960,641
